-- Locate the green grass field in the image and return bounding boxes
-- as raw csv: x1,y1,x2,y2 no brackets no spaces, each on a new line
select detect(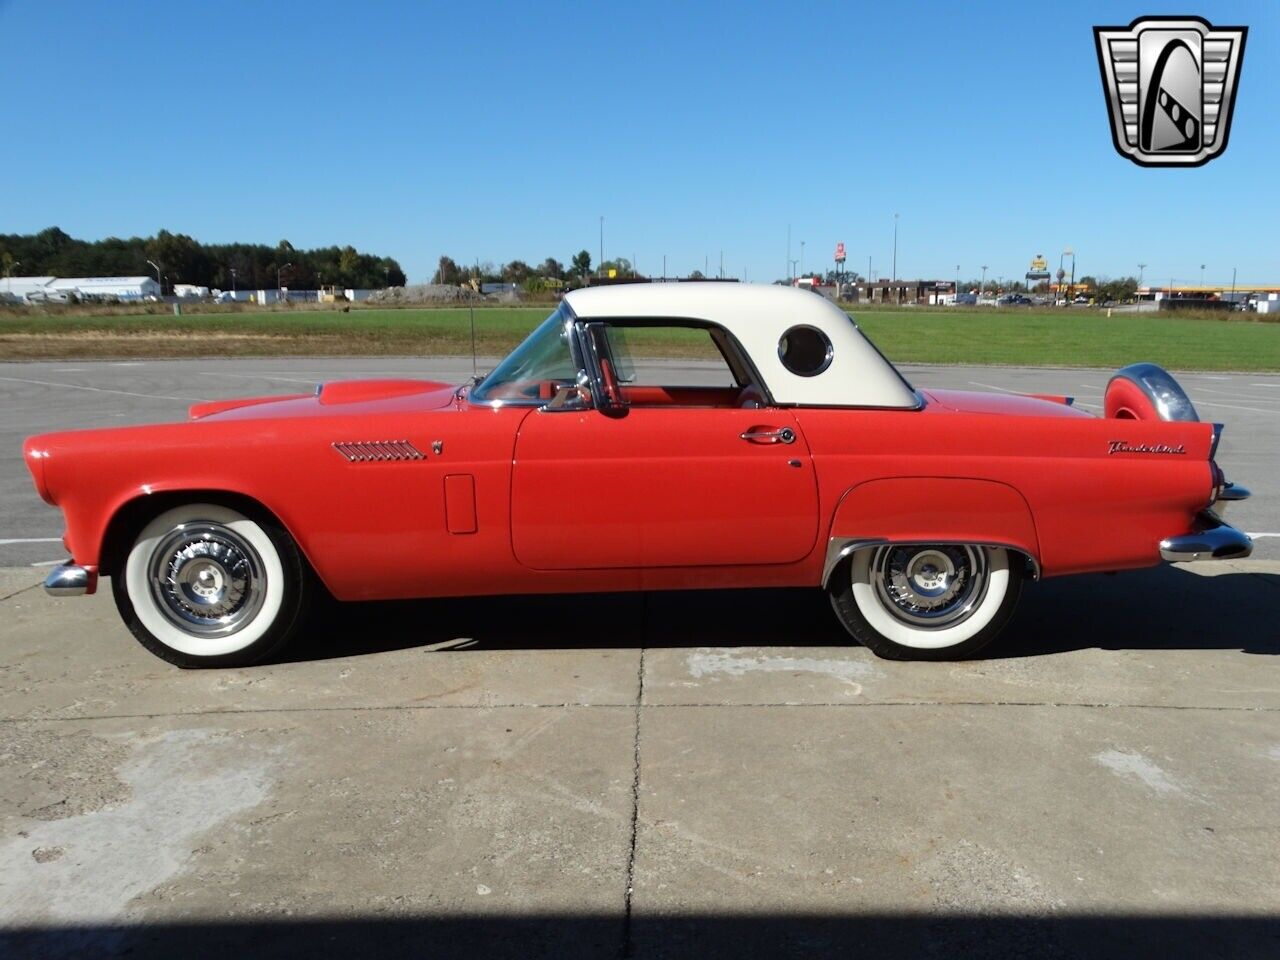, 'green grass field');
1,305,1278,371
